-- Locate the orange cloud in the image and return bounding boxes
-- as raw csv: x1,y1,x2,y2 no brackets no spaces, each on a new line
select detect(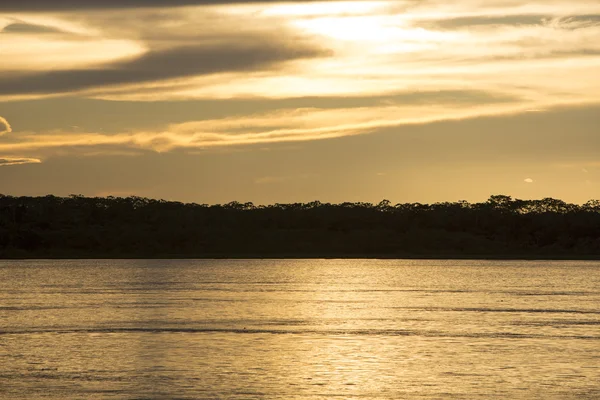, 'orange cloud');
0,99,548,157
